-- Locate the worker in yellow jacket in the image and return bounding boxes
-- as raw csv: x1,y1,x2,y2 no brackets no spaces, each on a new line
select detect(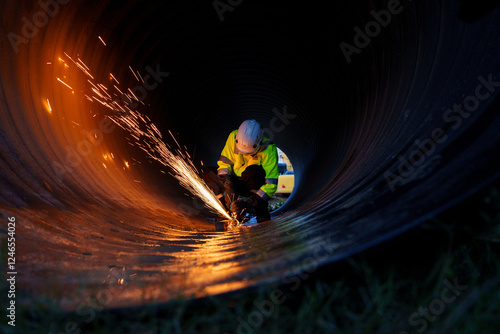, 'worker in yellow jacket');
202,119,279,222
